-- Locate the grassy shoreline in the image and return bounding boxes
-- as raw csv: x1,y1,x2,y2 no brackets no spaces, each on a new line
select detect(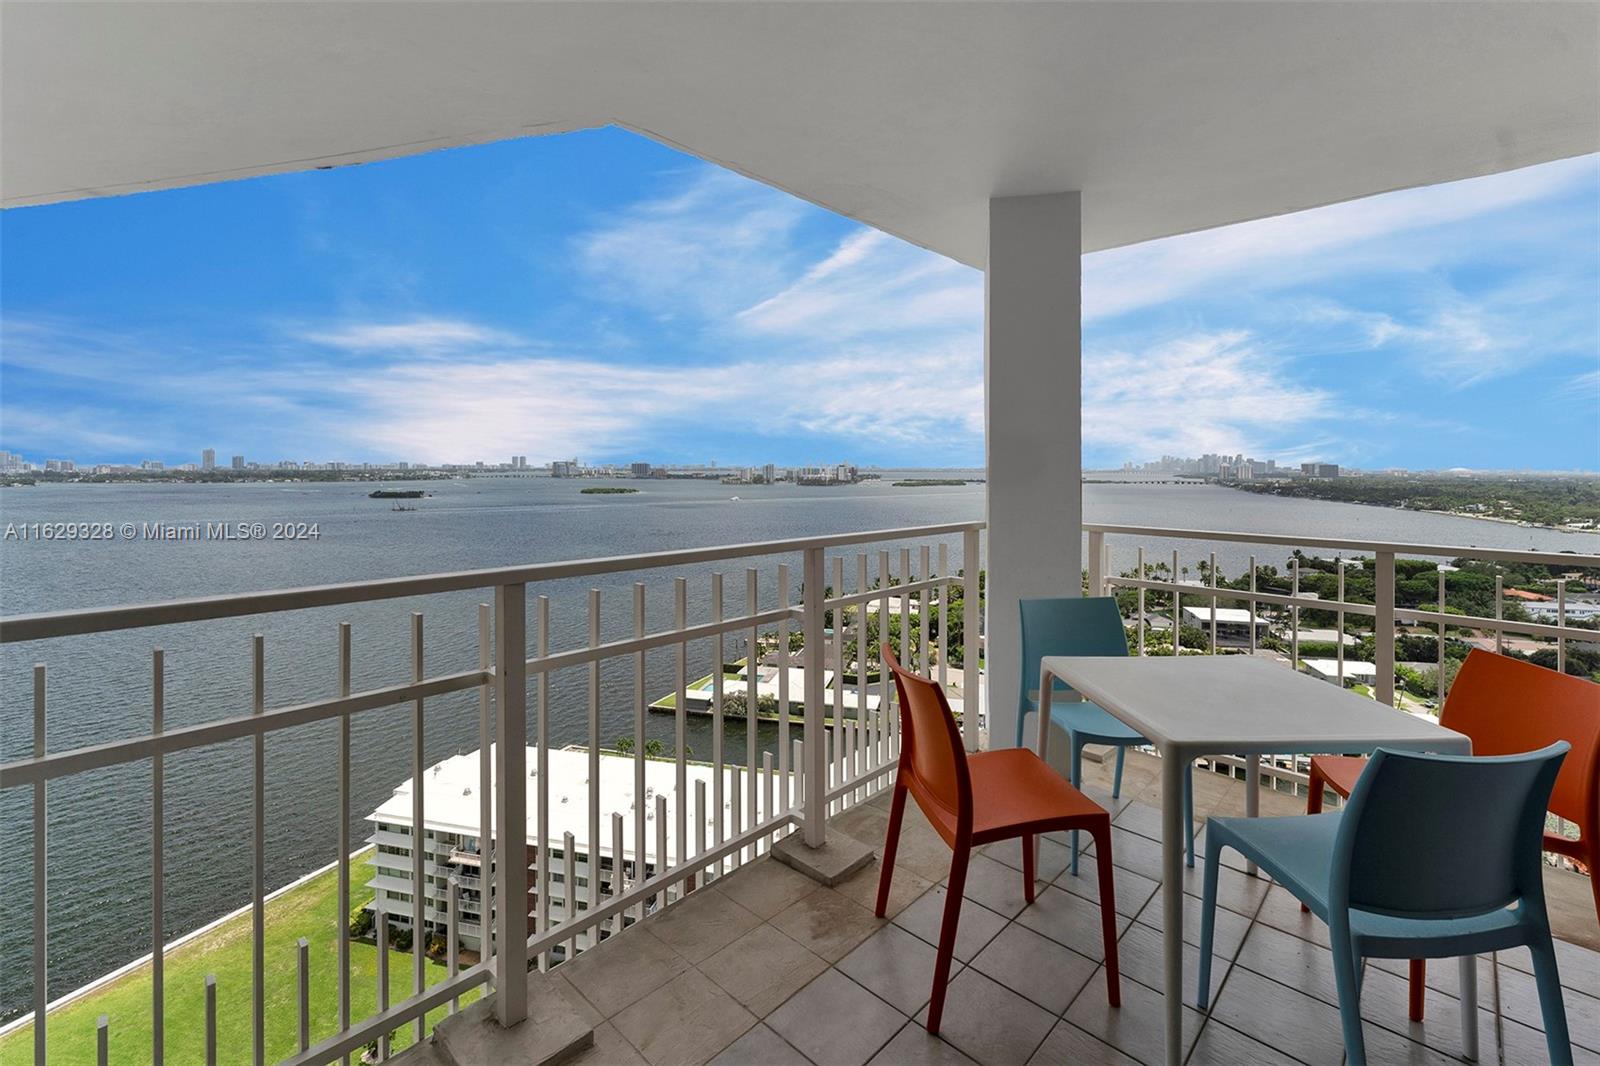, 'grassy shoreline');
0,850,479,1065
